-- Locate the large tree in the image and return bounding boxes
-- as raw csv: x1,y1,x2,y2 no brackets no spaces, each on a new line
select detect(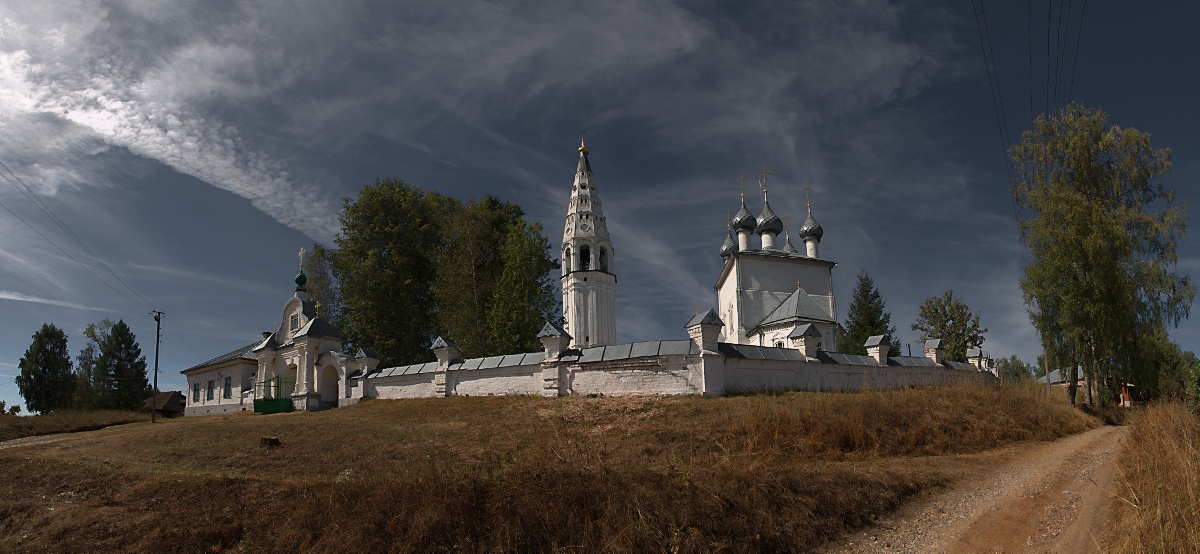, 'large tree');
303,243,345,335
911,290,986,363
15,324,74,414
330,179,459,366
94,320,150,411
840,269,898,355
1010,103,1194,404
